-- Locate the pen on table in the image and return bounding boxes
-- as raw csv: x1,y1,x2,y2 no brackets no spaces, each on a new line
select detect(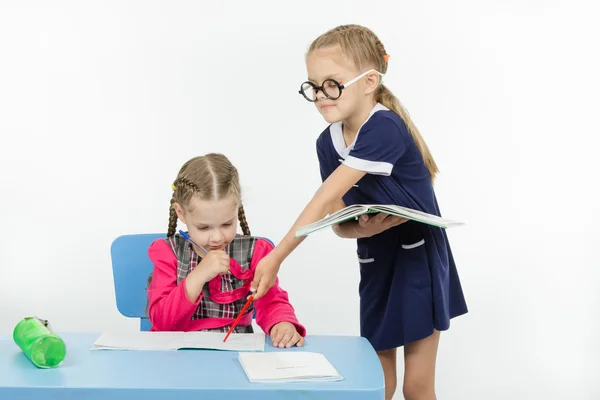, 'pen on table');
223,295,254,343
178,230,209,256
